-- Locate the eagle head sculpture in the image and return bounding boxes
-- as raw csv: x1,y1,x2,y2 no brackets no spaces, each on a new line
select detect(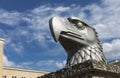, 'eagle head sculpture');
49,17,106,67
